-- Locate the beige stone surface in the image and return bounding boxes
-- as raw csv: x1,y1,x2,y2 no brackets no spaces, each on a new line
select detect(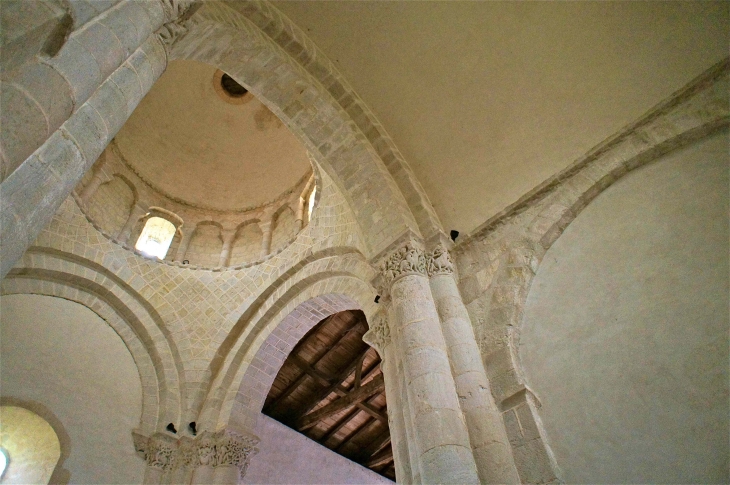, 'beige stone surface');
0,406,61,485
520,131,729,483
0,294,145,483
274,0,729,234
114,59,311,211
